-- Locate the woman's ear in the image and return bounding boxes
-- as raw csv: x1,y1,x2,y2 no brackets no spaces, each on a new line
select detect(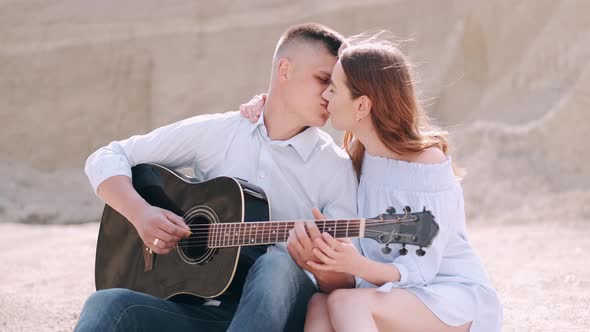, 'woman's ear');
356,96,372,121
